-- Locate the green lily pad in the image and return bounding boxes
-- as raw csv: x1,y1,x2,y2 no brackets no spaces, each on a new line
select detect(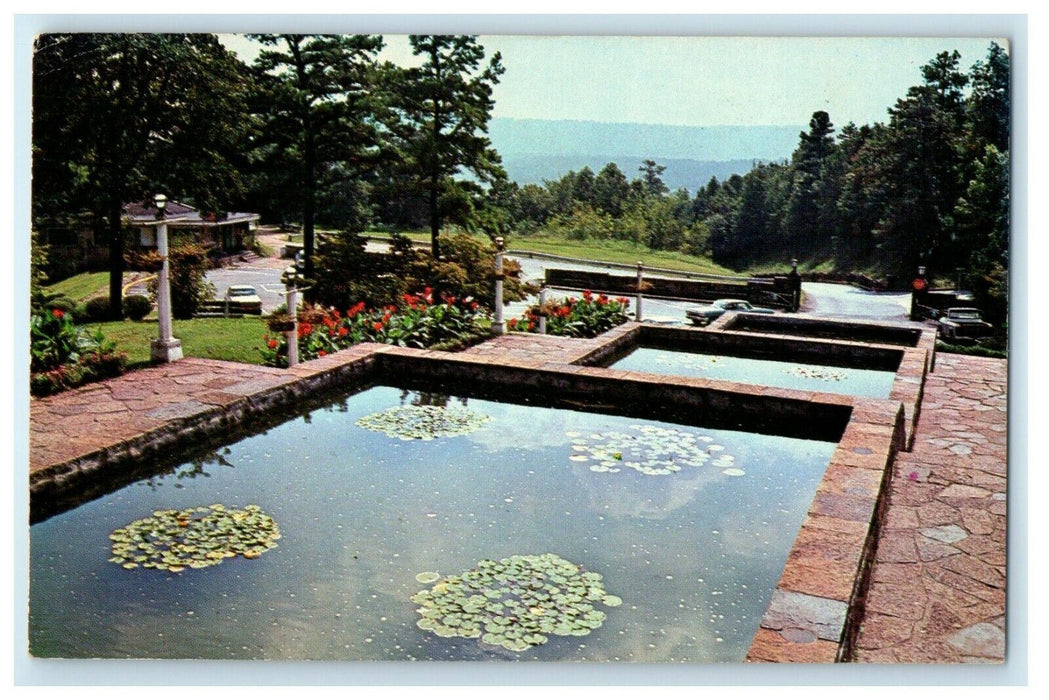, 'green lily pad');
109,504,280,573
411,553,620,653
356,404,490,440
